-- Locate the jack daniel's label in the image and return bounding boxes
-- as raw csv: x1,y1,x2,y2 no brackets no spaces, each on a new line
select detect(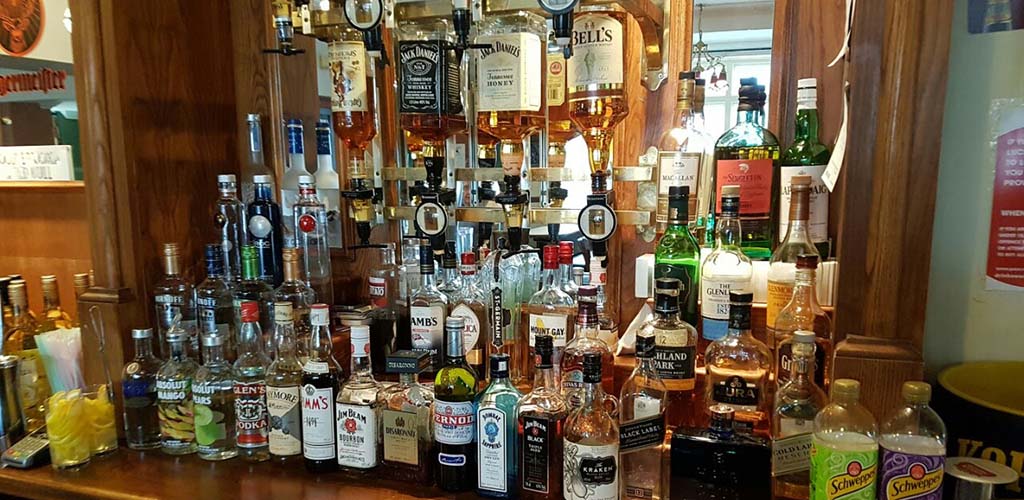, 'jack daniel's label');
567,14,624,91
398,40,462,115
476,33,542,112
